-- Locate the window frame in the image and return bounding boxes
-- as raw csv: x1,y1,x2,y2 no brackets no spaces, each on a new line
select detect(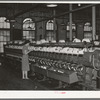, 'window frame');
46,20,57,41
23,18,35,40
0,17,10,53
